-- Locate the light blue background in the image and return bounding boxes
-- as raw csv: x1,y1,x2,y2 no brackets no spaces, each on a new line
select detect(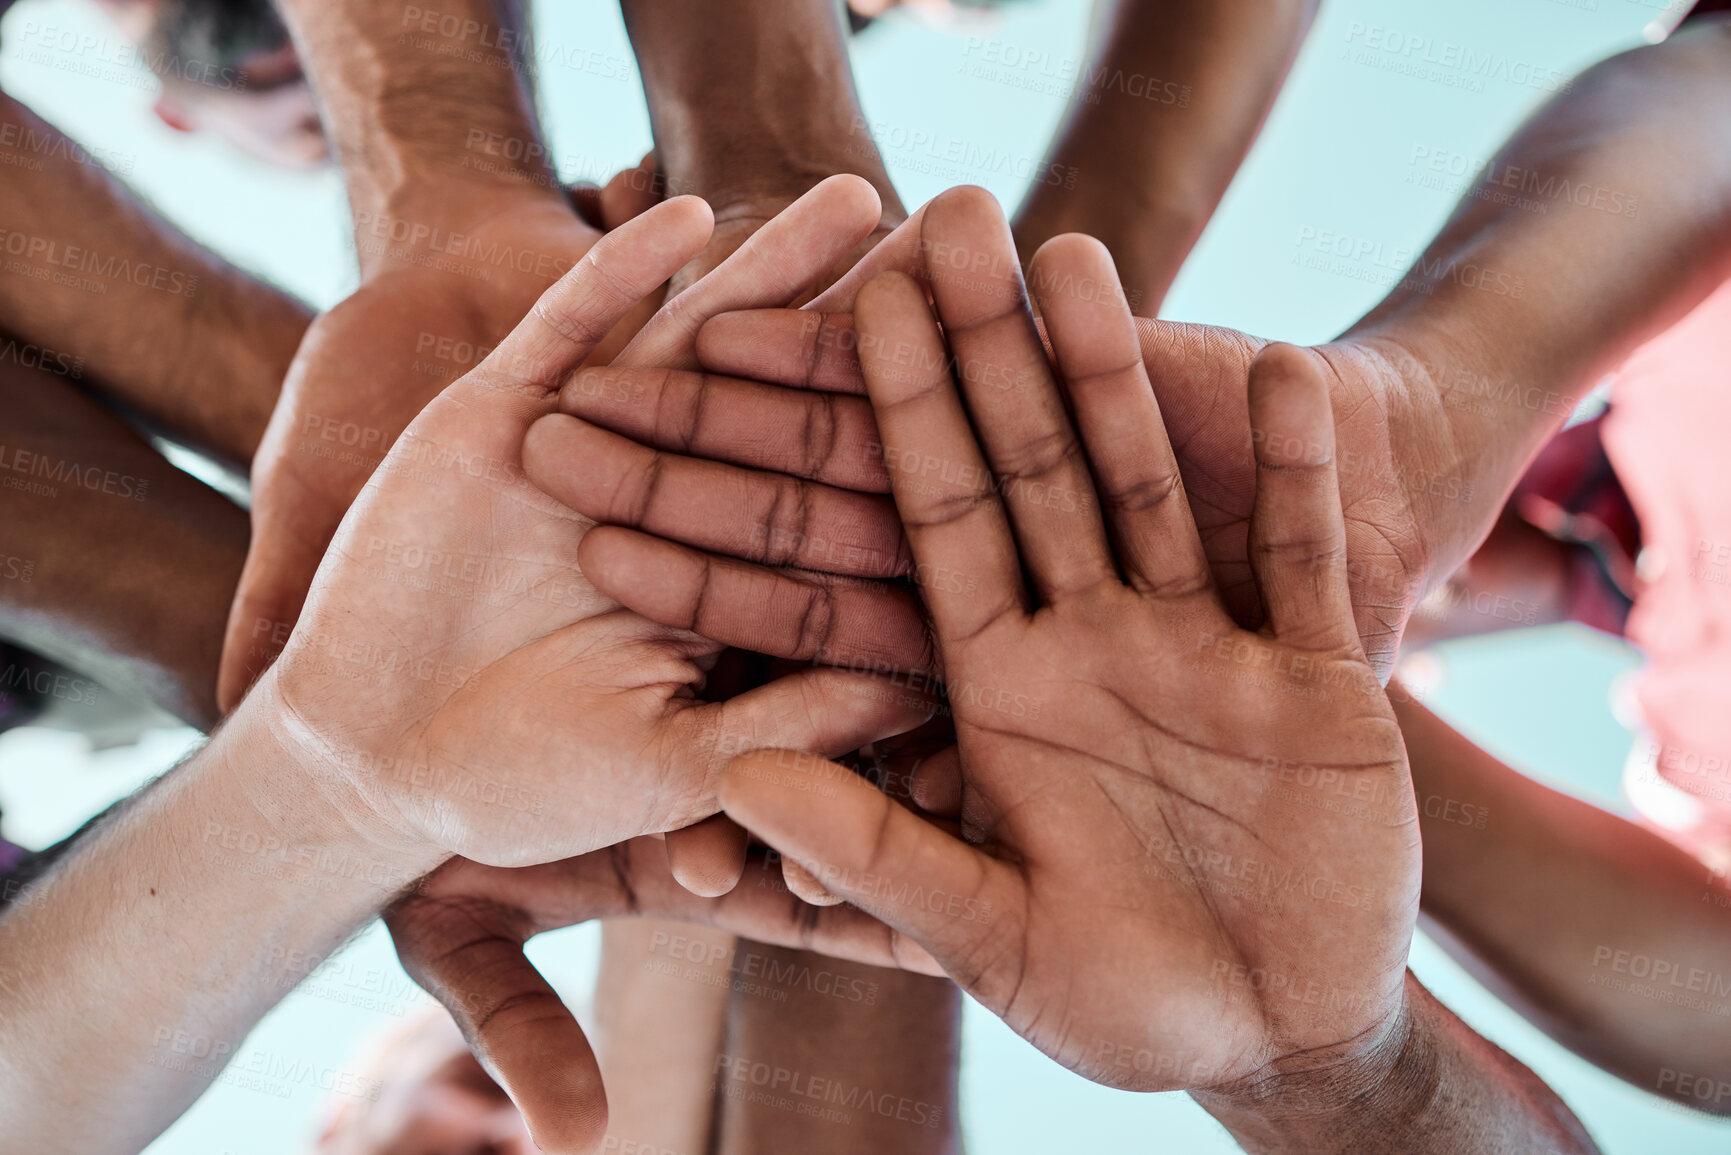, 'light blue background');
0,0,1724,1150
